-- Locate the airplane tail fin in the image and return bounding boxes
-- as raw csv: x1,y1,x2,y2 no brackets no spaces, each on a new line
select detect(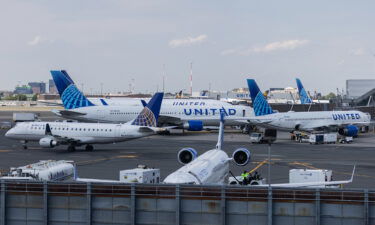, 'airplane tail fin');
216,112,225,149
131,92,164,127
247,79,274,116
296,78,312,104
50,70,95,109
